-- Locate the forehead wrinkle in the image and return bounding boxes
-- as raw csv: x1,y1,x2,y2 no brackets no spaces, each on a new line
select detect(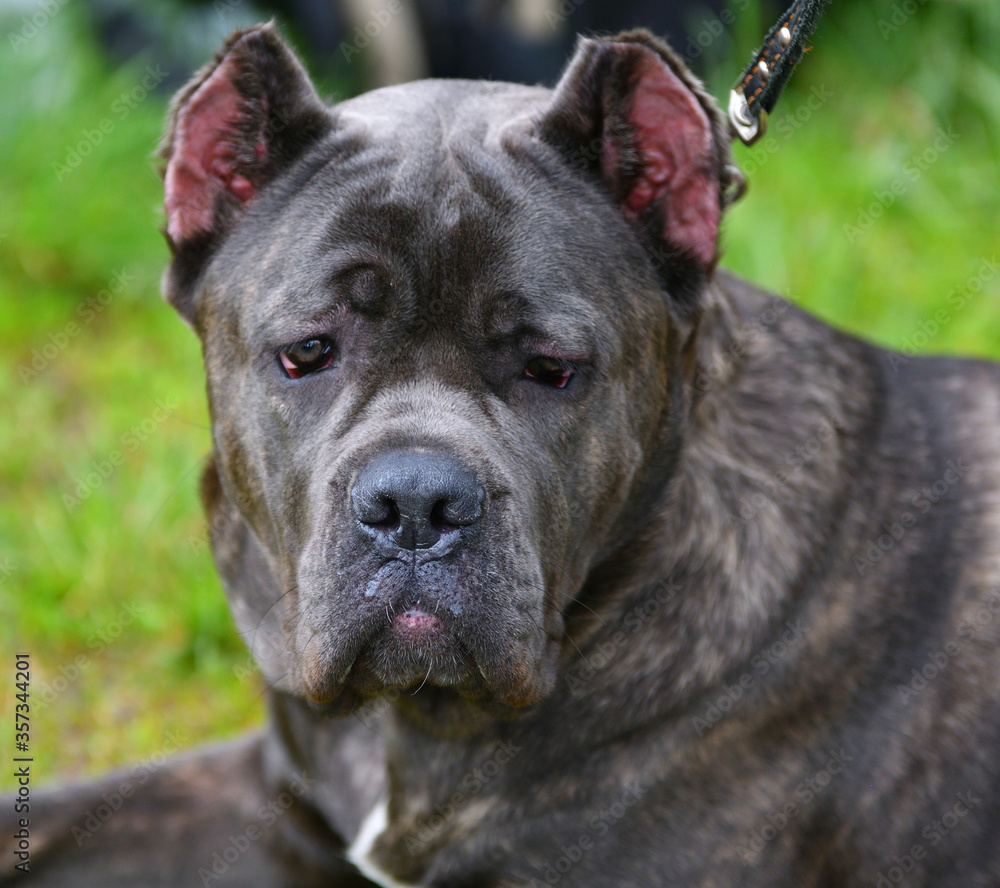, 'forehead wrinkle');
248,246,370,342
251,287,346,343
378,95,456,206
478,286,599,359
408,150,601,358
521,312,600,359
